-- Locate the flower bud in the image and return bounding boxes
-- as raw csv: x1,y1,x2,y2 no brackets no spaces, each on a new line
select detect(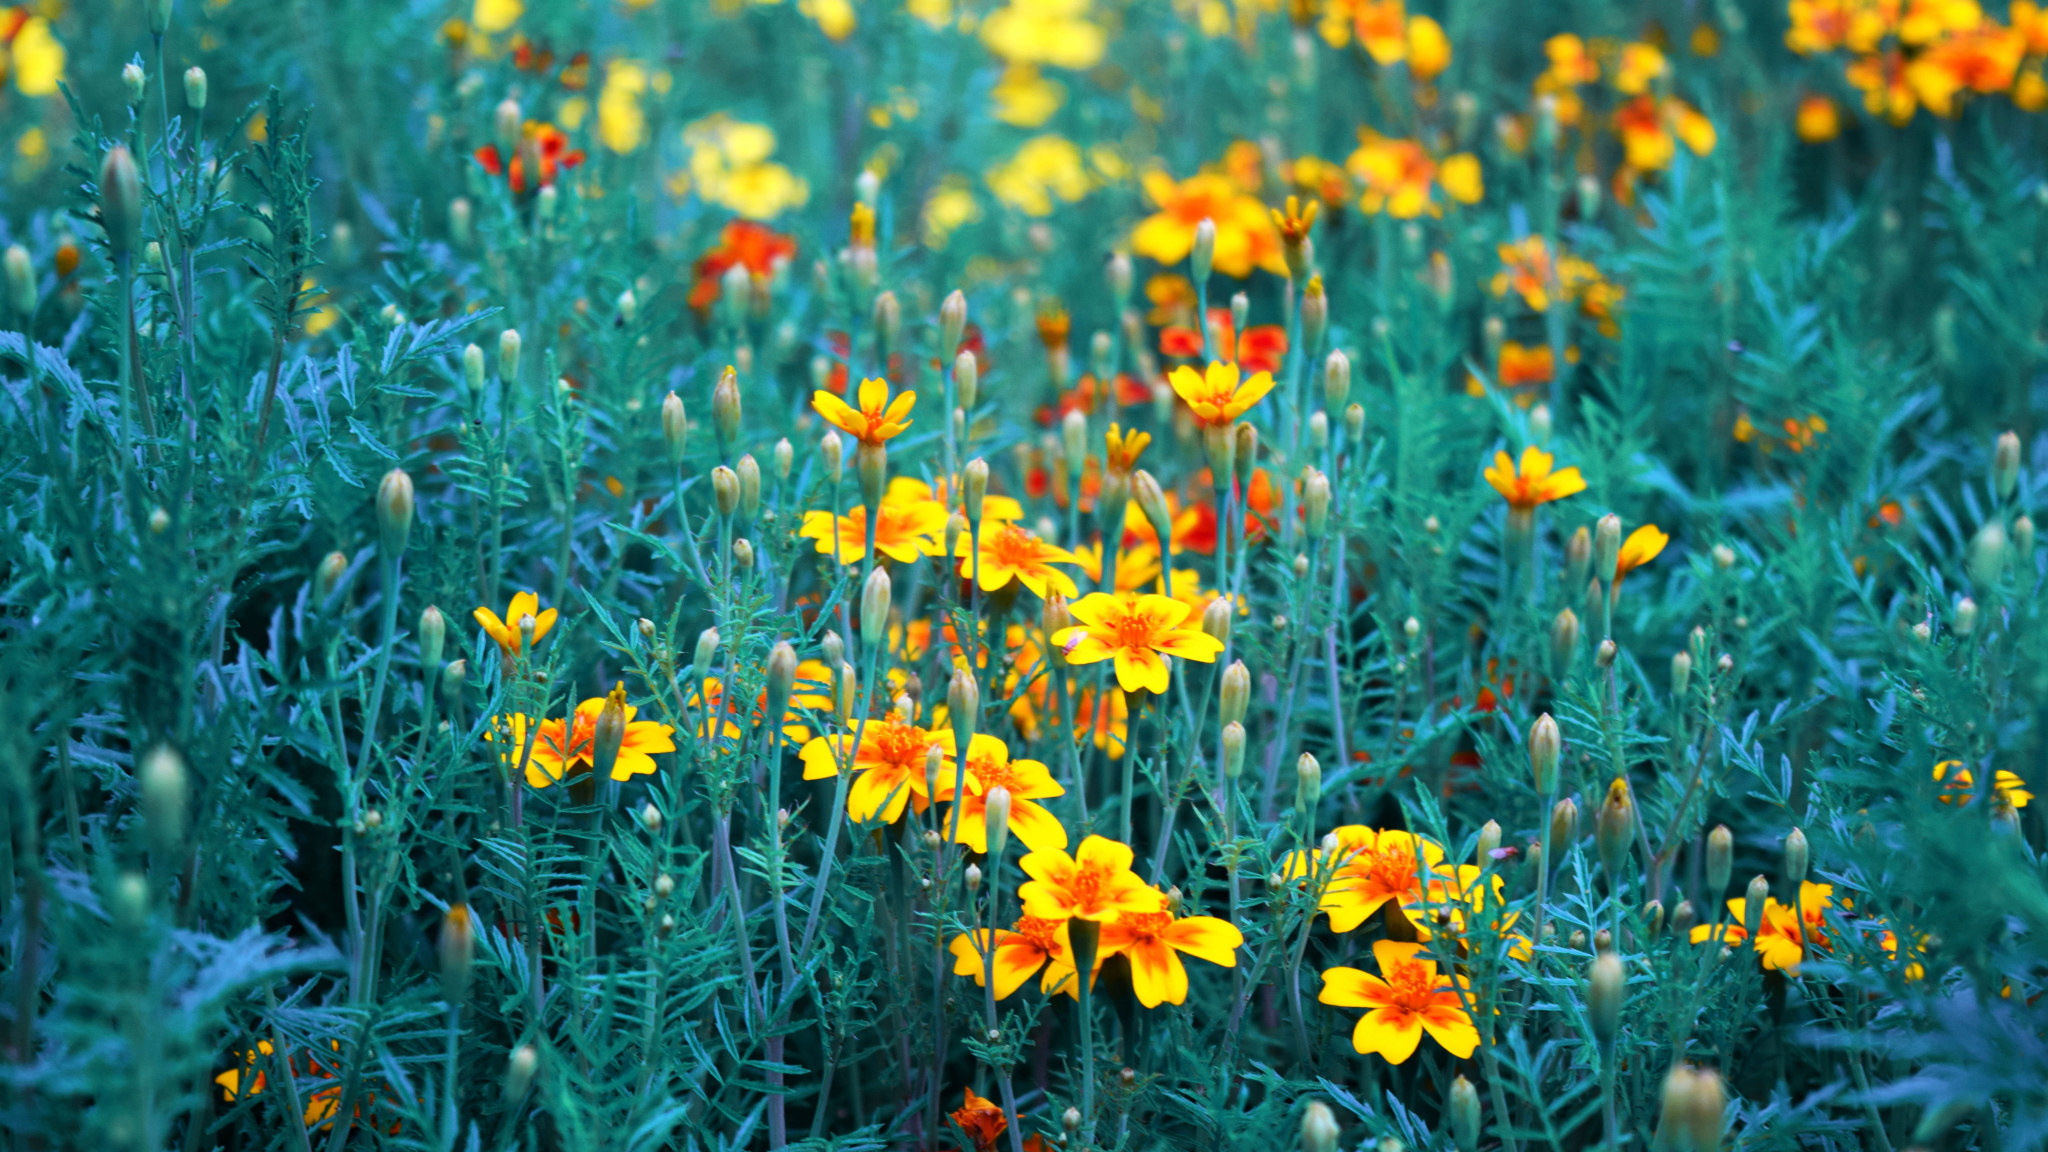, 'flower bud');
1595,777,1635,879
1550,797,1578,850
1528,713,1560,794
377,468,415,556
1302,1102,1340,1152
817,431,844,486
507,1045,539,1098
940,289,968,356
954,350,979,412
694,627,722,682
4,245,34,316
1742,874,1770,941
1296,753,1322,811
1131,470,1173,552
1061,409,1089,475
1970,521,2007,588
1550,608,1580,674
1564,525,1592,592
764,642,799,732
140,745,188,854
440,904,475,1000
1063,1107,1083,1135
1219,660,1250,726
1322,350,1352,411
948,665,980,749
1221,721,1247,779
1782,826,1808,887
985,785,1013,860
736,453,762,520
662,392,688,464
1303,469,1332,538
1955,596,1979,635
872,290,901,349
1345,402,1364,440
441,660,468,710
1593,513,1622,583
455,341,486,396
1308,411,1330,455
1229,292,1250,336
149,507,170,534
1588,952,1624,1051
860,568,891,650
1233,422,1259,482
1201,596,1233,646
100,146,144,257
1301,278,1328,352
1705,825,1733,896
1670,899,1697,936
1671,651,1693,701
1475,819,1502,862
123,62,147,104
964,863,982,892
1191,218,1216,282
591,683,628,781
2017,514,2036,557
1595,638,1617,669
1449,1077,1480,1152
418,605,447,672
184,65,208,110
1994,430,2022,500
730,537,754,570
641,803,663,834
1204,424,1237,481
711,366,743,451
710,466,740,517
1711,542,1736,569
498,328,522,383
945,512,967,565
1529,403,1553,445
